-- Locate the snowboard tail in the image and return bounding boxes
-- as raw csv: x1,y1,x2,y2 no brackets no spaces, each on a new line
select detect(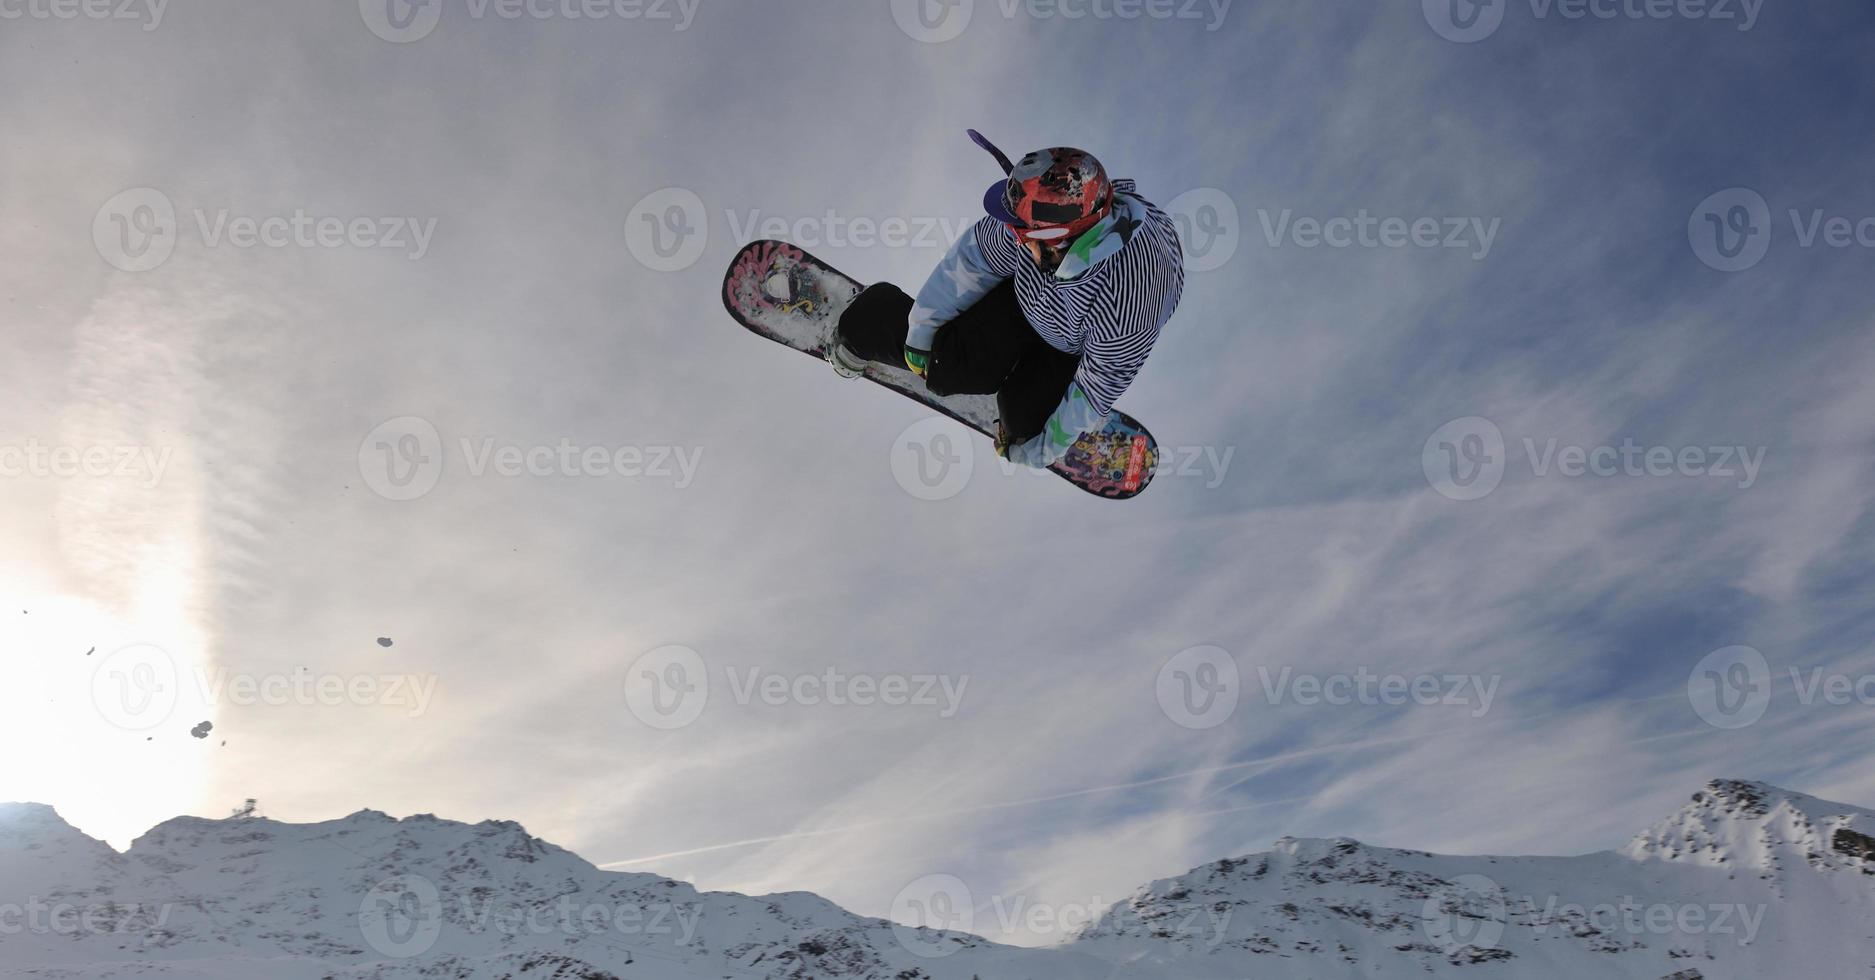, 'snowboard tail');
722,239,1157,499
